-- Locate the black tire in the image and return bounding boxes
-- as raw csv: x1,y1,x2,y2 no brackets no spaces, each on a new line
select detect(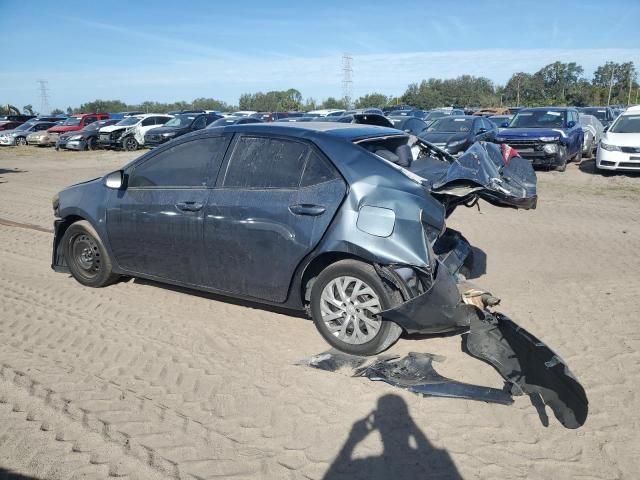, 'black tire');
310,259,403,356
555,146,568,172
15,136,27,146
86,137,97,151
122,136,138,151
62,220,119,287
